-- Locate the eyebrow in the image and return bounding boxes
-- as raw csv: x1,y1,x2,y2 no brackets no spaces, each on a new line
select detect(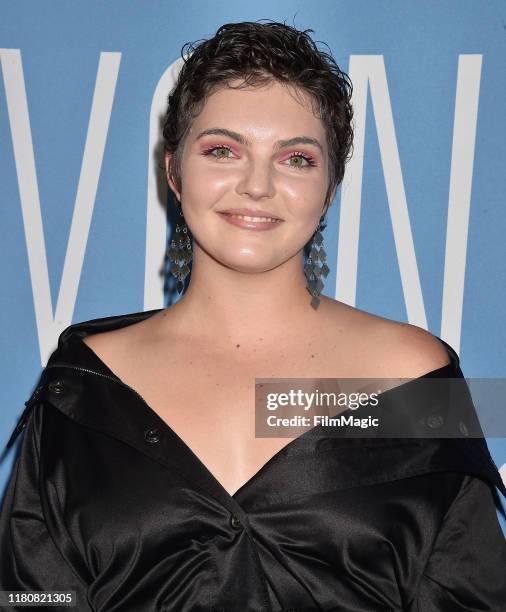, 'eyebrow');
195,127,325,155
